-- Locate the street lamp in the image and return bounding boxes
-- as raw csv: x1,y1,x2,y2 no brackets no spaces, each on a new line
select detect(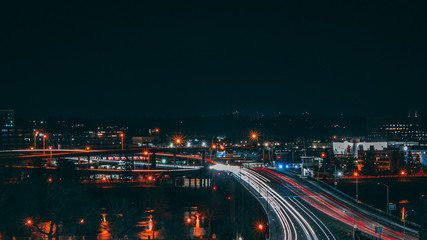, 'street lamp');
154,128,160,145
119,133,124,150
25,219,33,226
42,135,47,154
250,133,258,140
403,210,414,240
175,137,183,147
33,131,39,148
354,172,359,201
377,182,390,216
343,210,356,240
48,146,53,164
